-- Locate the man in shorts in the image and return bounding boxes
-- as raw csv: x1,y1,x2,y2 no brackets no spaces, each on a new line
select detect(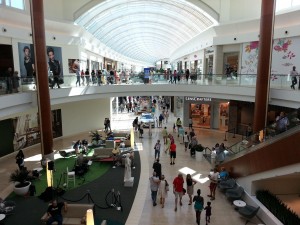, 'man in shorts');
173,173,184,211
169,142,176,165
